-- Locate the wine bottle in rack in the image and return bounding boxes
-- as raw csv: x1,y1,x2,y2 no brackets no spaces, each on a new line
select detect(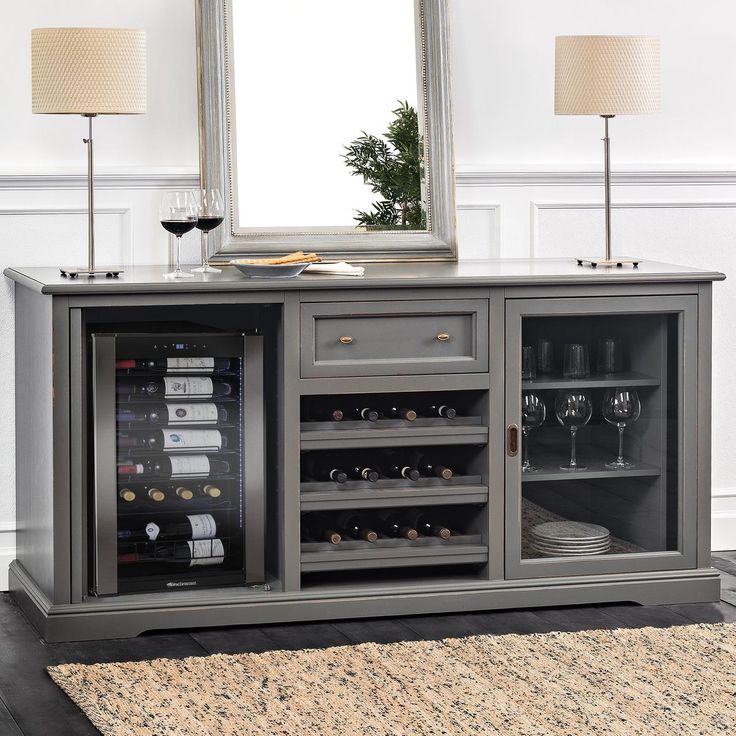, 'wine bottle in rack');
378,452,420,481
419,402,457,419
116,403,229,426
116,376,233,398
383,405,417,421
411,451,454,480
349,406,380,422
346,462,380,483
199,484,222,499
118,538,226,567
117,455,231,479
378,512,418,540
302,513,342,545
302,456,348,484
147,488,166,502
175,486,194,500
117,513,218,543
308,406,344,422
406,510,452,539
117,428,230,451
119,488,136,502
116,357,232,372
337,512,378,542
